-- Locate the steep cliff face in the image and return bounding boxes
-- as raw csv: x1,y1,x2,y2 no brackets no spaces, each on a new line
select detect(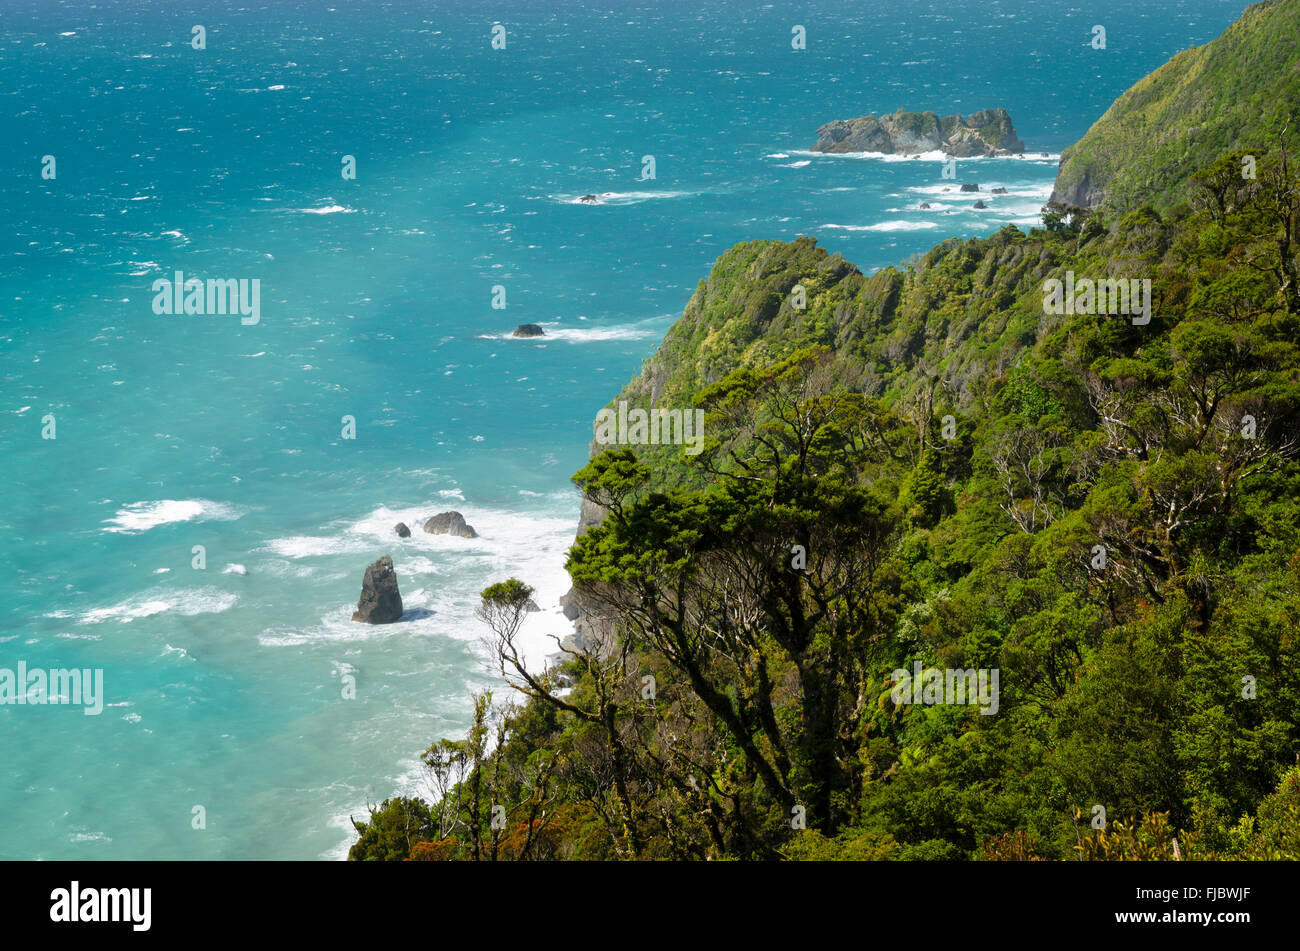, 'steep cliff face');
595,231,1053,440
811,107,1025,156
557,223,1072,639
557,442,620,653
1050,0,1300,218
